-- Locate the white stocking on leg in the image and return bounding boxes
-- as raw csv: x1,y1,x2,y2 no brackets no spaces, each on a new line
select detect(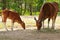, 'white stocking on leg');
11,22,14,31
3,22,8,31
